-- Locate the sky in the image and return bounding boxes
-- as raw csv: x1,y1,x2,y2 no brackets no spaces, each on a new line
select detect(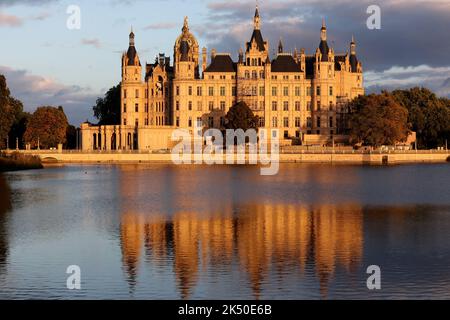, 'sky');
1,0,450,125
